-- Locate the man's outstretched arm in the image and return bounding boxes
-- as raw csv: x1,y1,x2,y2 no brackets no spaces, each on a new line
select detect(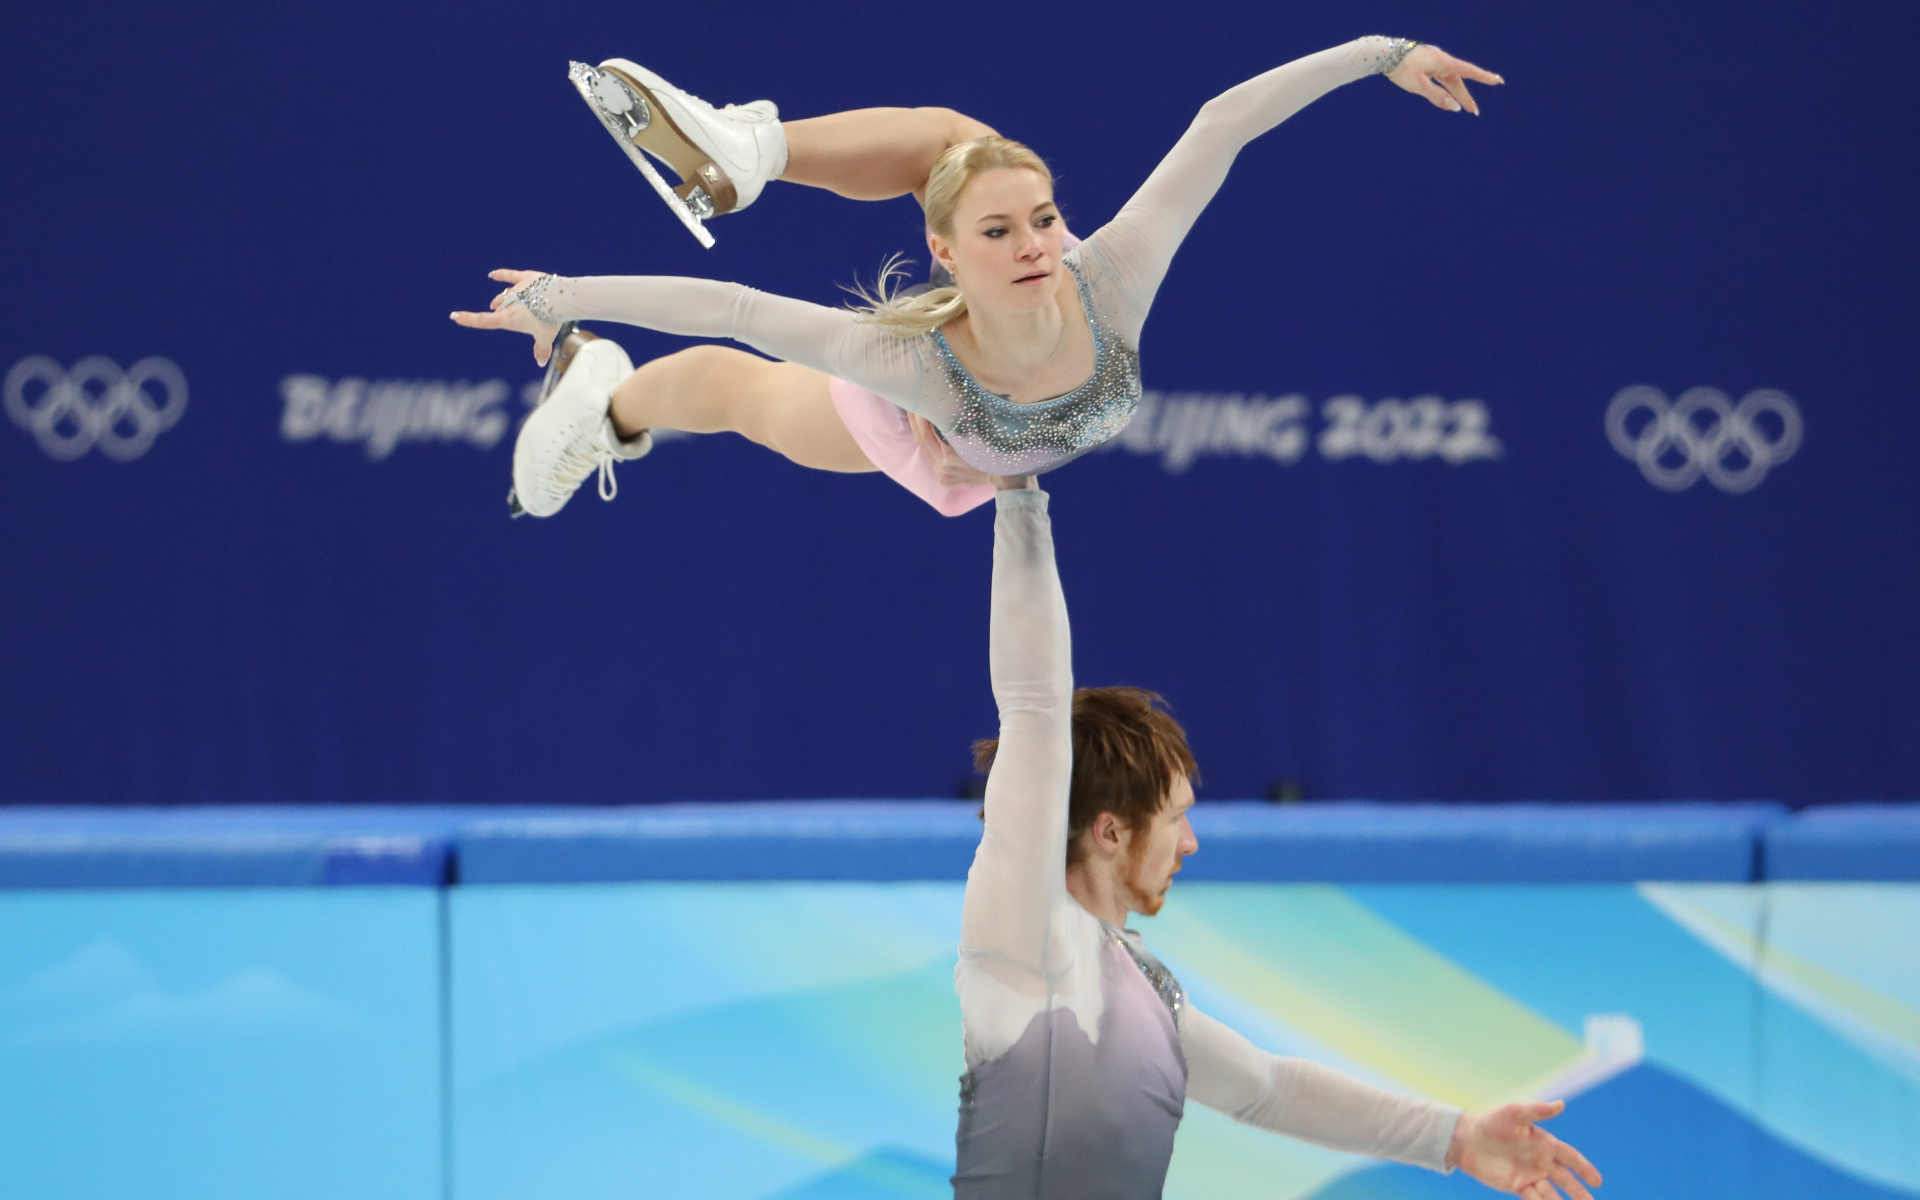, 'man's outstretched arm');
1184,1006,1601,1198
1184,1005,1460,1169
